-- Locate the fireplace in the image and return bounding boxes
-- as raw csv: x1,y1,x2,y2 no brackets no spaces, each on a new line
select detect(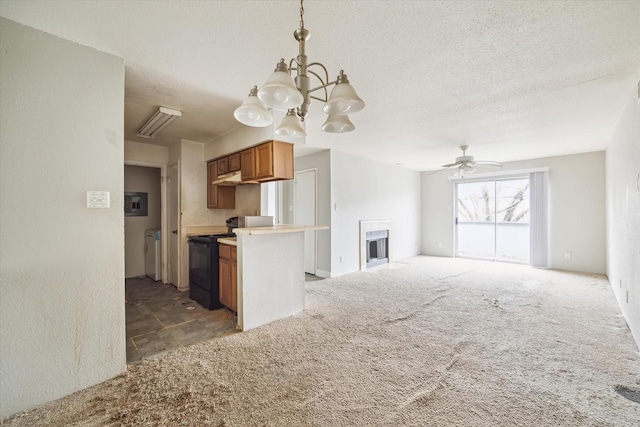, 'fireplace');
359,220,391,270
366,230,388,268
